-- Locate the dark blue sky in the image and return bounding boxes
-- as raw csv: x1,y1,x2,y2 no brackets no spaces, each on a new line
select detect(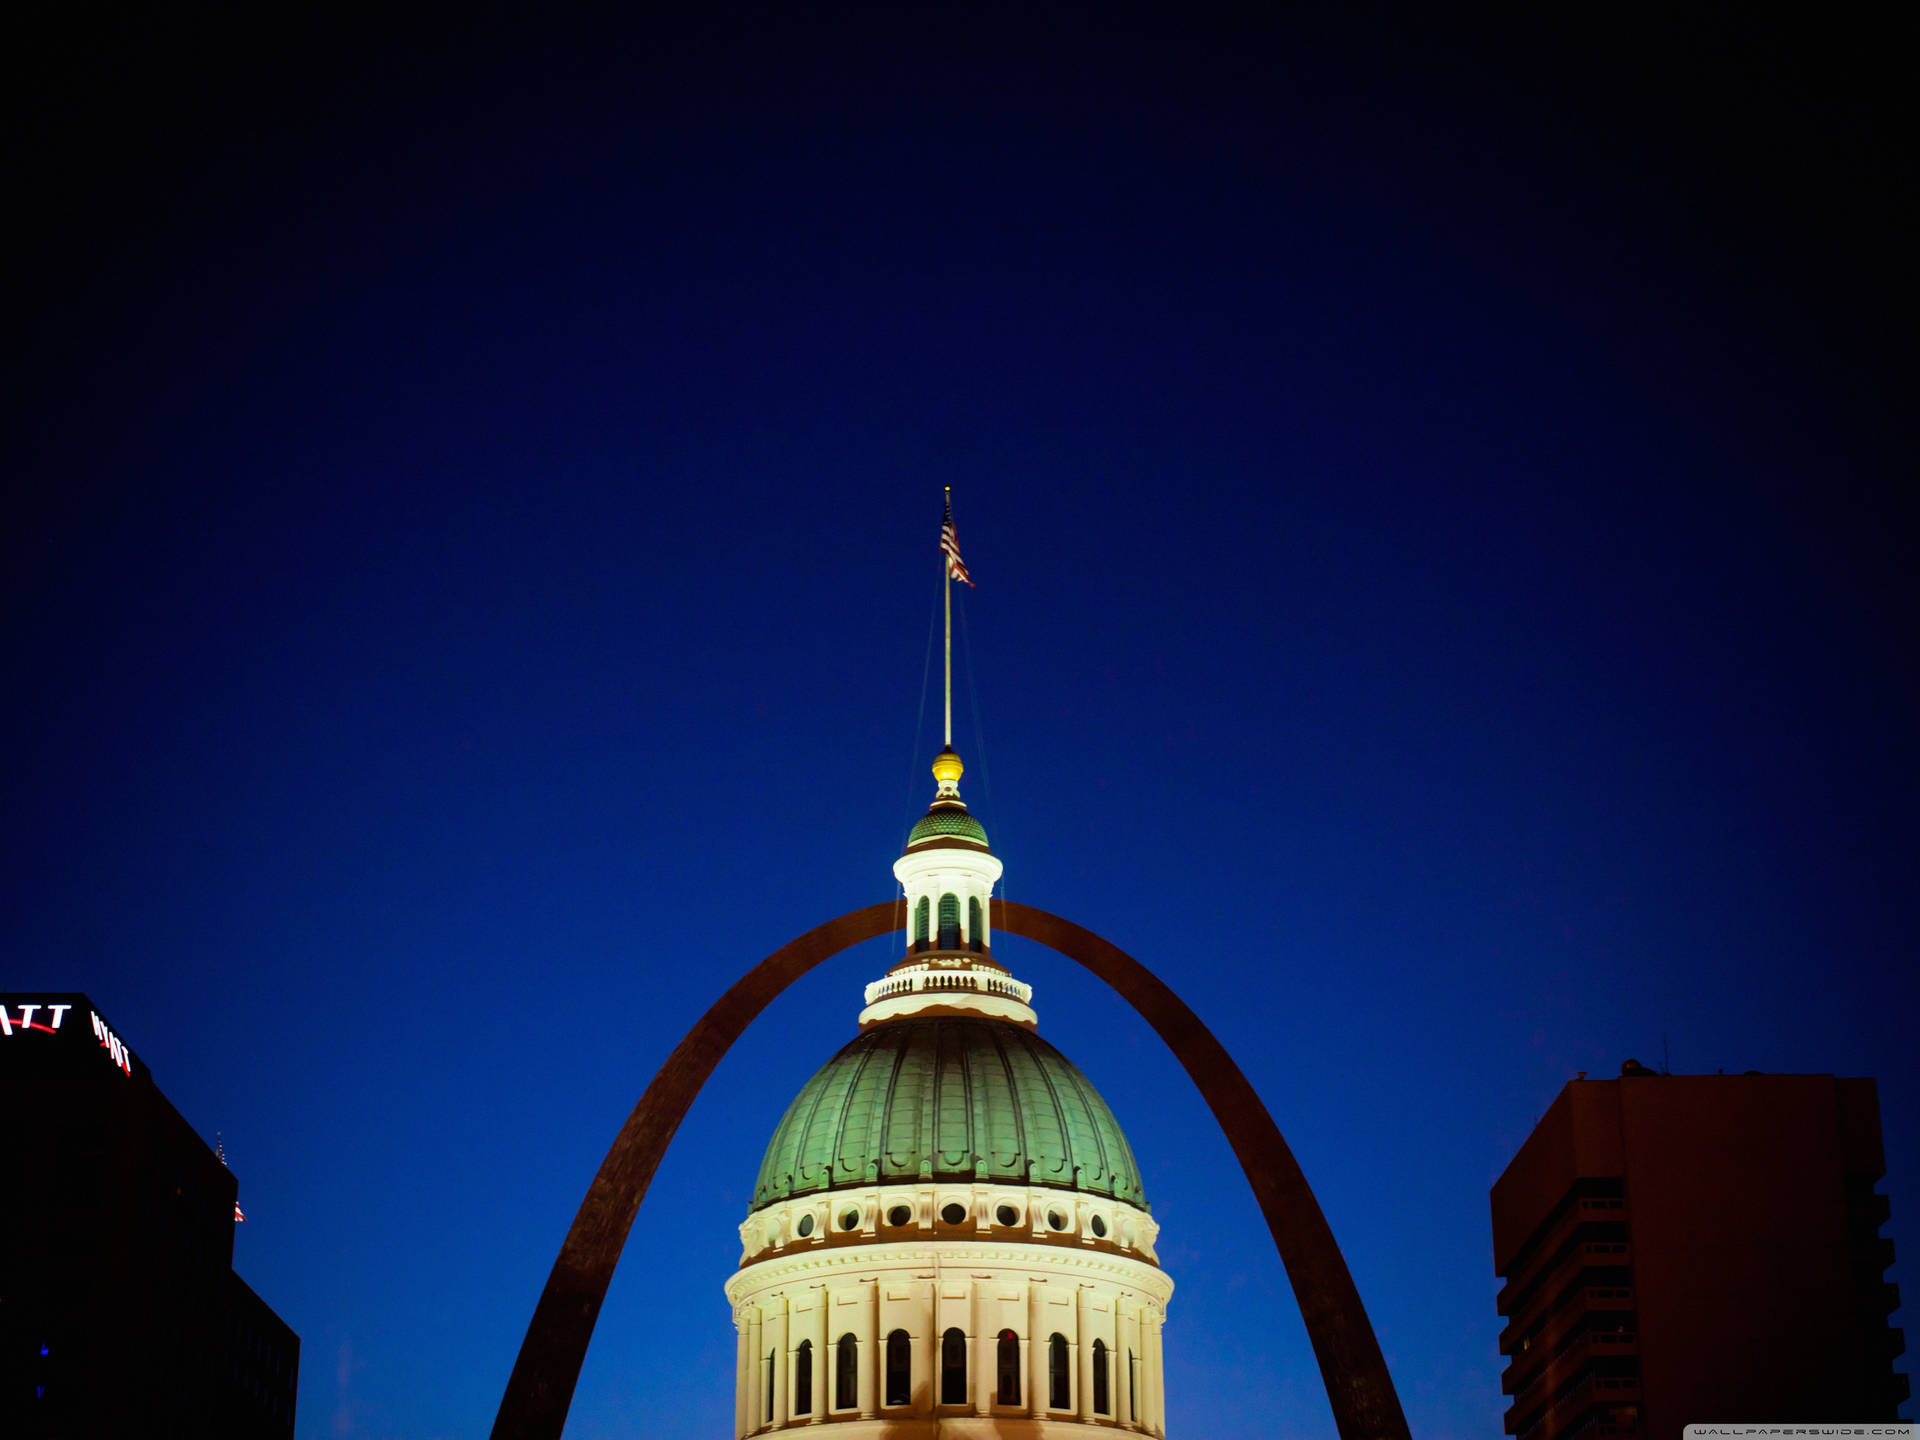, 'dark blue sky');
7,6,1911,1437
